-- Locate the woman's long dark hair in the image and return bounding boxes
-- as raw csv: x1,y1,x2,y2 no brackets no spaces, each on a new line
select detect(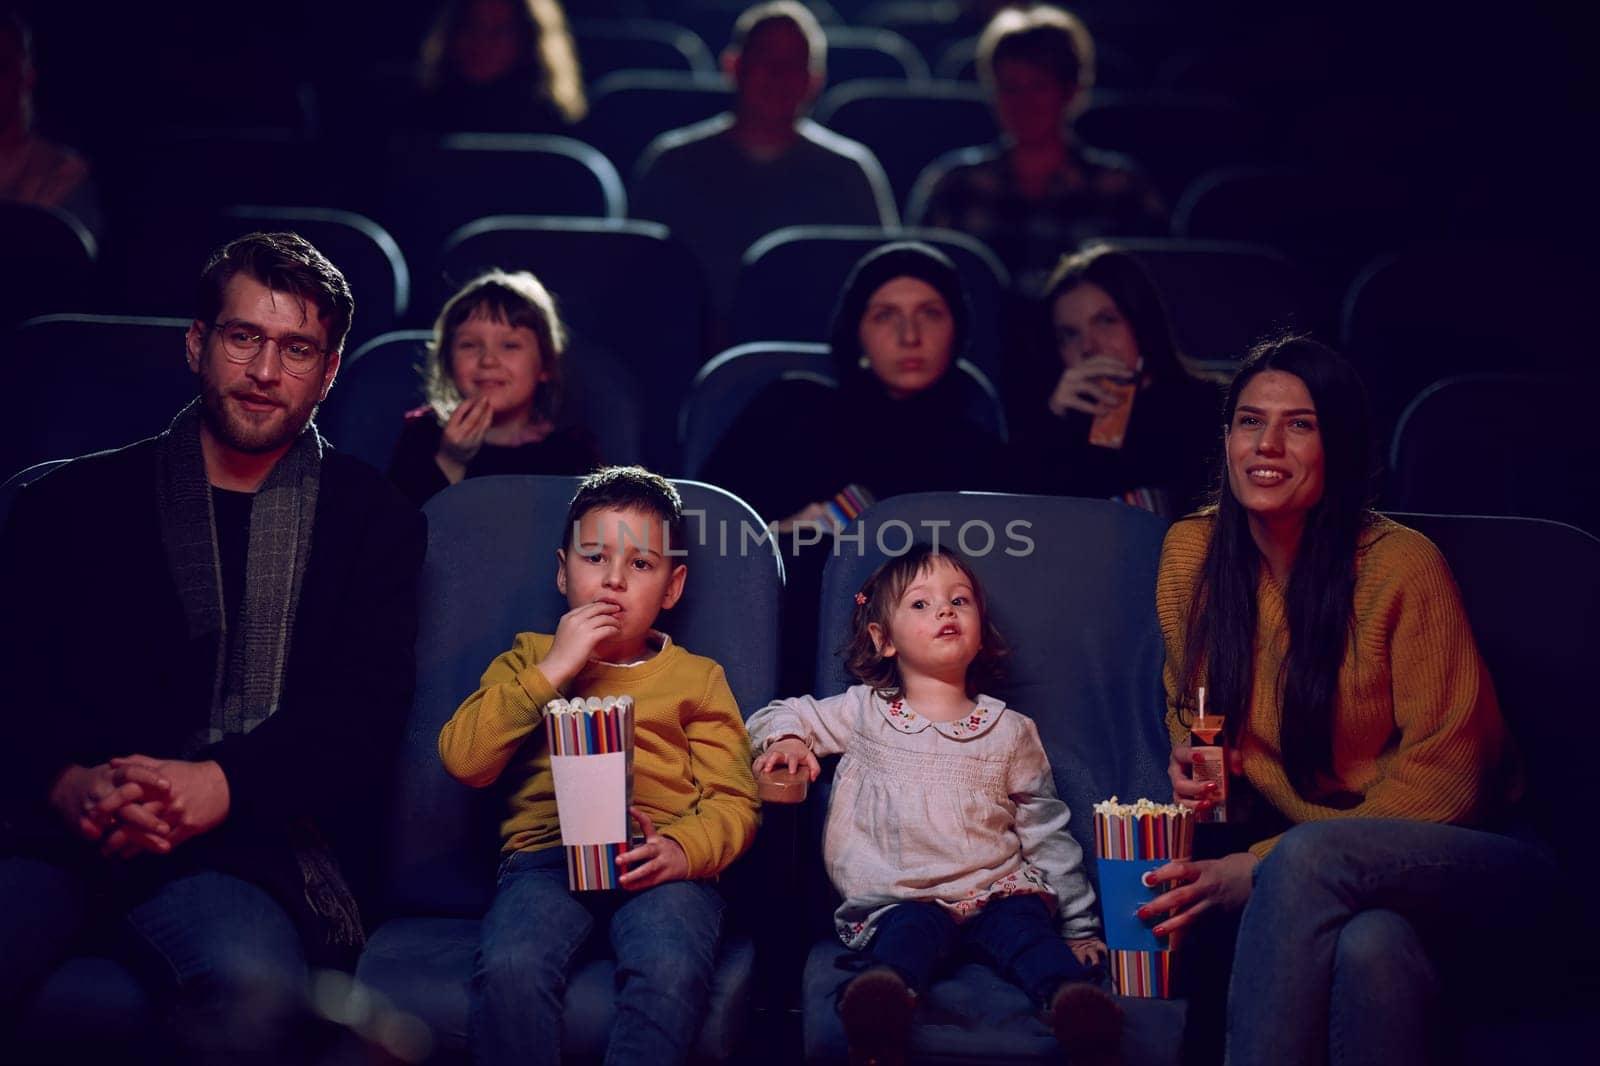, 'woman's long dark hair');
1042,243,1189,389
1180,336,1379,796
